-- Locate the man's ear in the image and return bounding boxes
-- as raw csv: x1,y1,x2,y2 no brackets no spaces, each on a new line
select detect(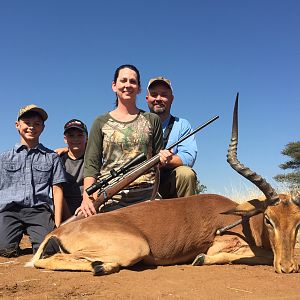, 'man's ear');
170,94,174,104
64,135,67,144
